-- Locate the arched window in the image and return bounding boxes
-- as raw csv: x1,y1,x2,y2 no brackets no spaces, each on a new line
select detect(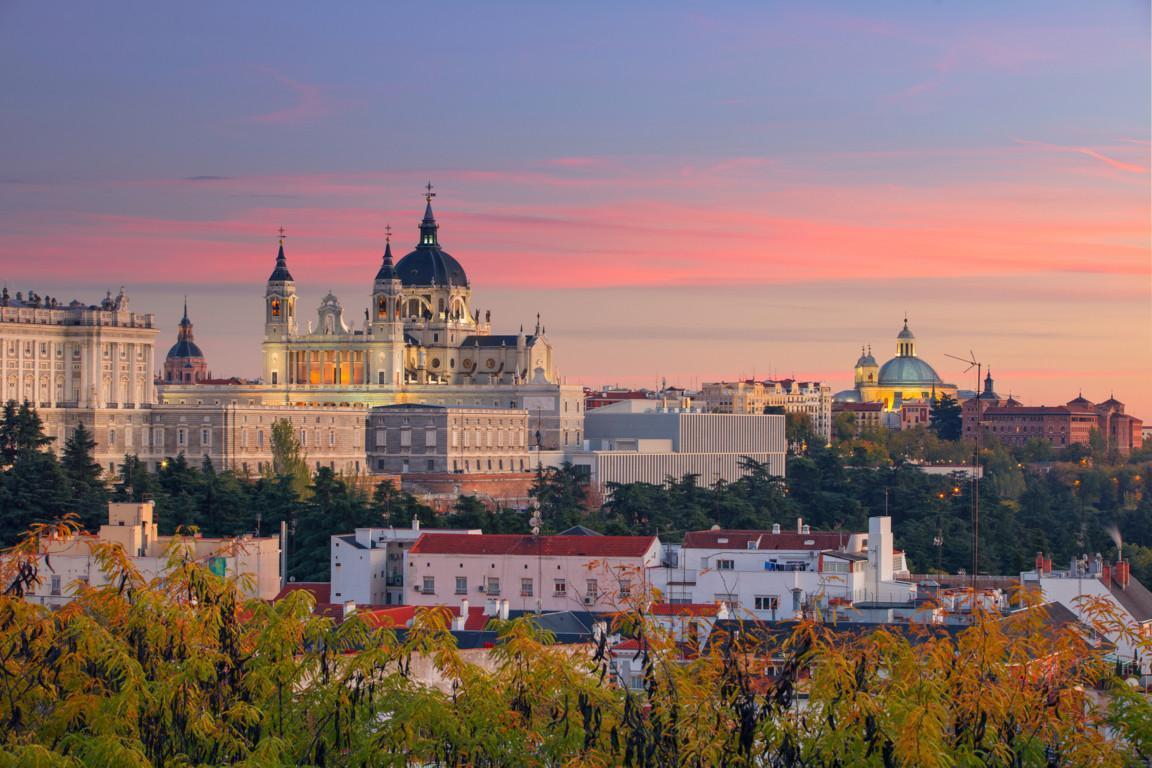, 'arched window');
270,297,281,317
377,296,387,318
